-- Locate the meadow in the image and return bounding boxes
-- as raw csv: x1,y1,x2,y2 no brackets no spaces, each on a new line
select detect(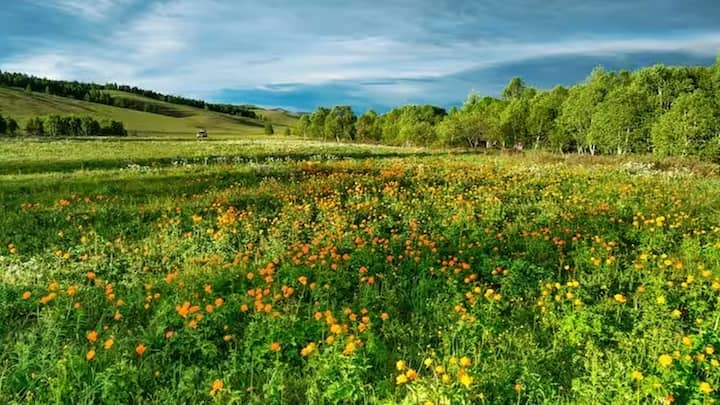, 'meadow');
1,138,720,404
